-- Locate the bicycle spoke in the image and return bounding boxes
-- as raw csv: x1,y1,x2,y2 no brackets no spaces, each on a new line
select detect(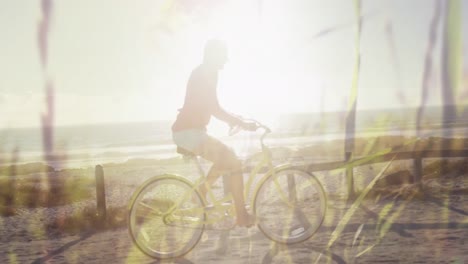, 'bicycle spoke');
287,173,298,203
138,201,165,215
255,169,327,244
272,174,295,207
128,176,205,259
